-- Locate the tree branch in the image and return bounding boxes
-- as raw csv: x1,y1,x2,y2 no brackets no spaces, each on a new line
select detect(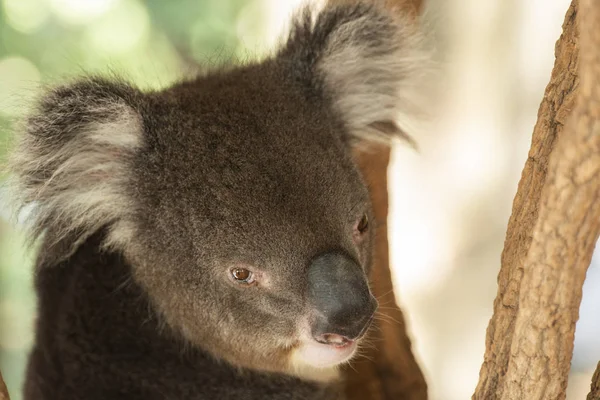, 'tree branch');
476,0,600,398
473,2,579,398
